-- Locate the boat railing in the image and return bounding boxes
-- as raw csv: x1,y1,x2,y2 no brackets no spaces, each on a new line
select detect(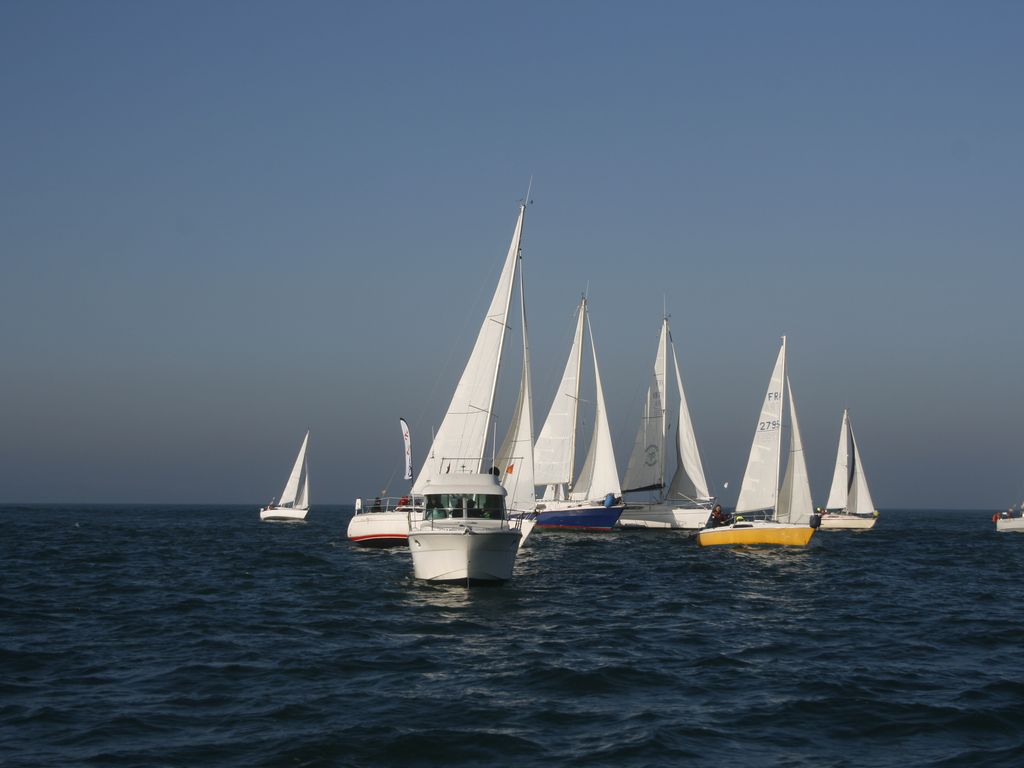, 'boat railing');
432,456,509,477
354,495,424,515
